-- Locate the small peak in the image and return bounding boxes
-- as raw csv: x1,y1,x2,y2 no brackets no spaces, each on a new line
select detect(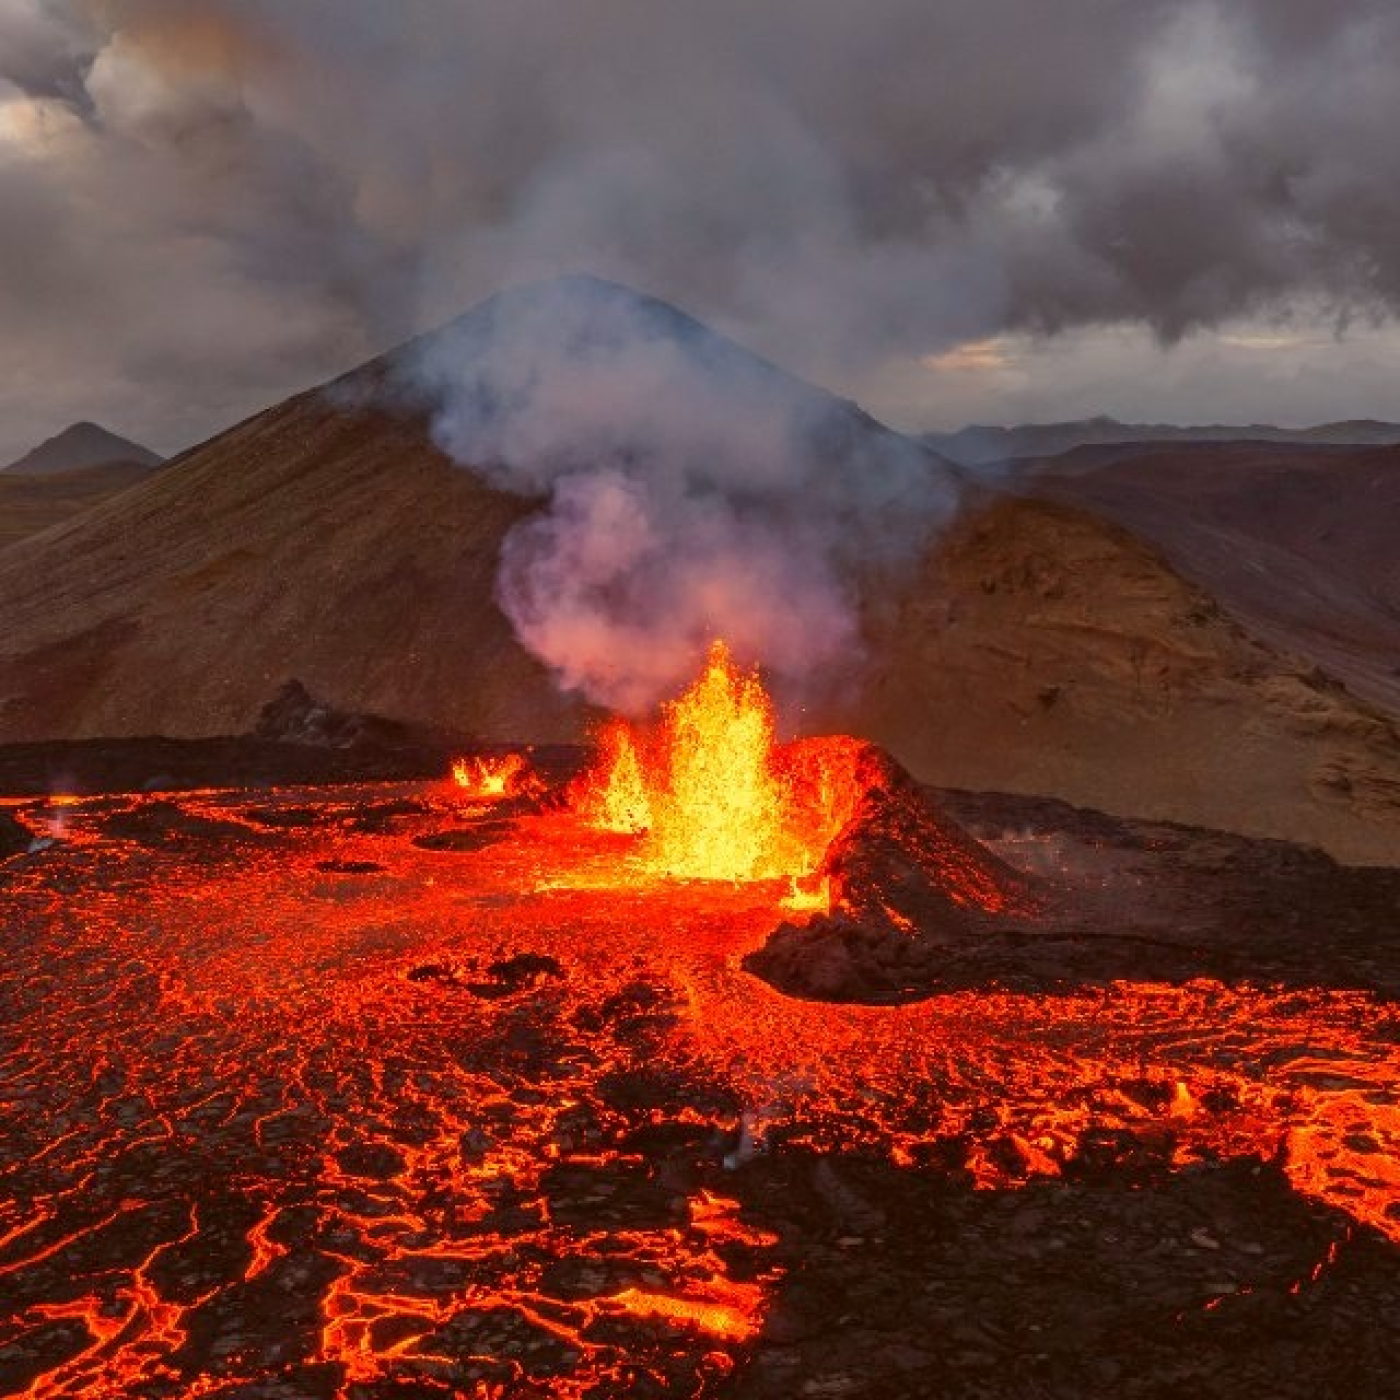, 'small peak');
3,420,162,475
